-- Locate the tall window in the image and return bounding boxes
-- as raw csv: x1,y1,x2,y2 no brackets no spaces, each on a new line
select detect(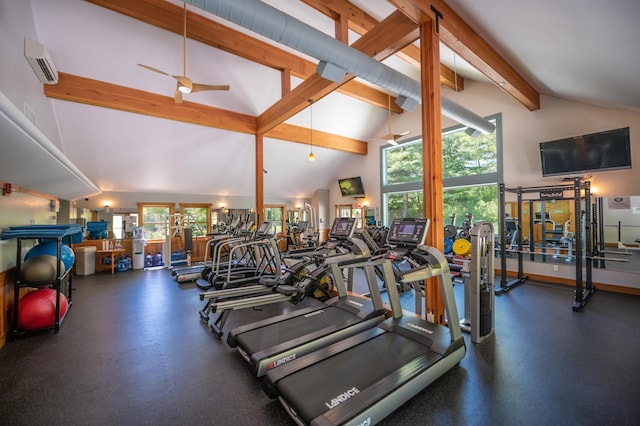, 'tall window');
265,205,285,235
137,203,175,241
380,114,502,226
179,204,211,237
112,214,124,239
